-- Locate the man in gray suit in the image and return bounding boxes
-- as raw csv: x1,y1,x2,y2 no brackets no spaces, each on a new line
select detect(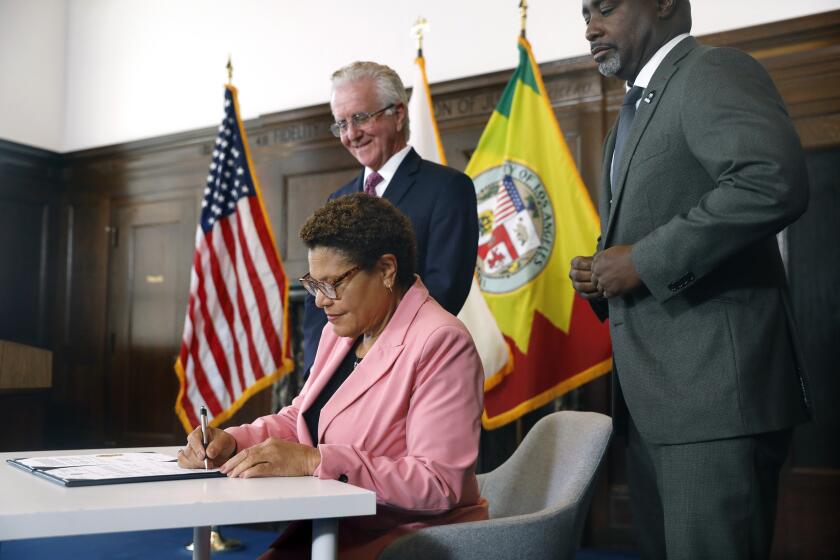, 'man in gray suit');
569,0,812,557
